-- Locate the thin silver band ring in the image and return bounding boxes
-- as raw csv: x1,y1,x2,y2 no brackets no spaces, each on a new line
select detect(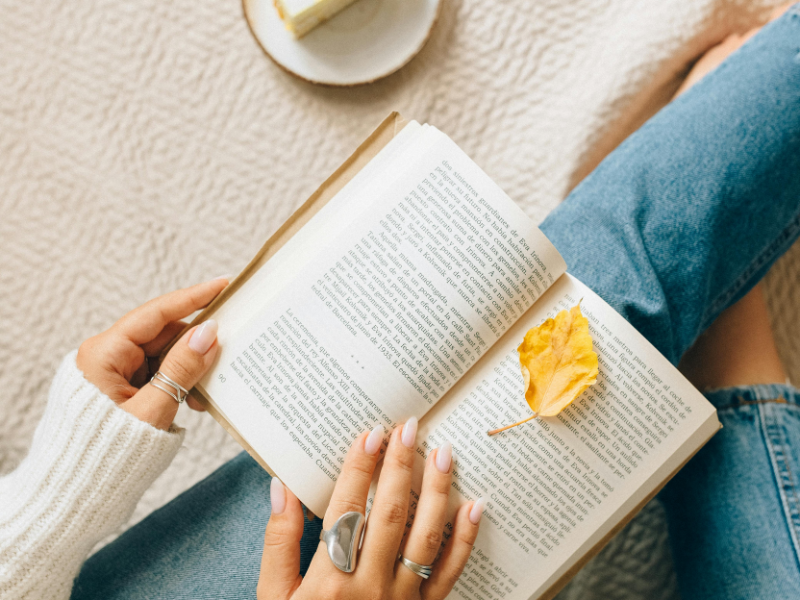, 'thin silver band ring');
149,371,189,404
398,553,433,579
